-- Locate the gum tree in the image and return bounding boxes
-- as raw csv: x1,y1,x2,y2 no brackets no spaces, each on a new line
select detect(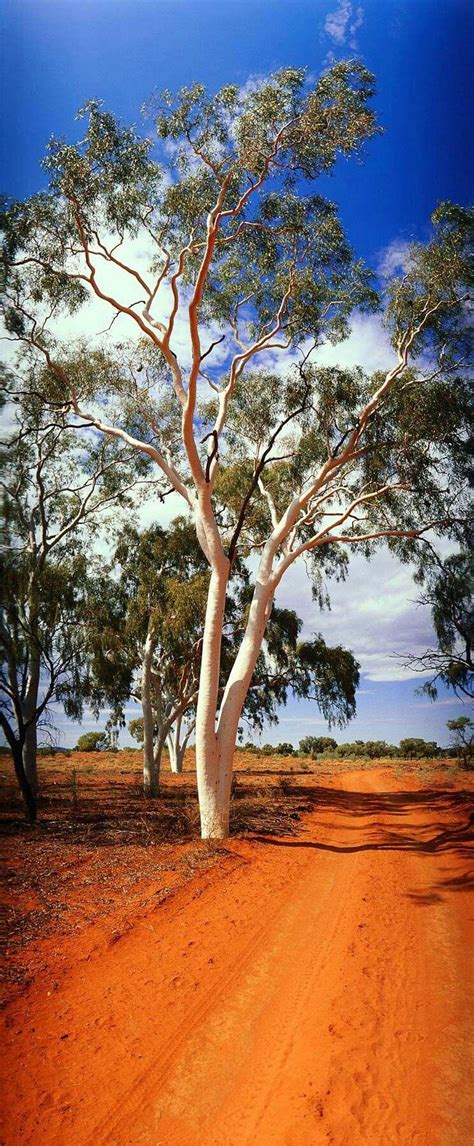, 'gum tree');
0,361,148,818
85,519,210,795
401,548,473,700
447,716,473,768
1,64,471,835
